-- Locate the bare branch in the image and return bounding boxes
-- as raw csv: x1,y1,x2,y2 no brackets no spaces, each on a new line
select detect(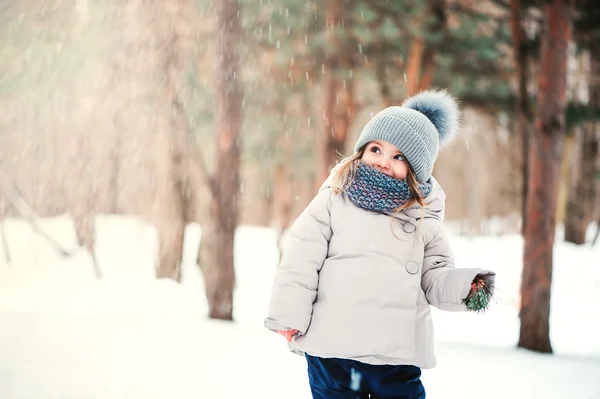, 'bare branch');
0,185,73,257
